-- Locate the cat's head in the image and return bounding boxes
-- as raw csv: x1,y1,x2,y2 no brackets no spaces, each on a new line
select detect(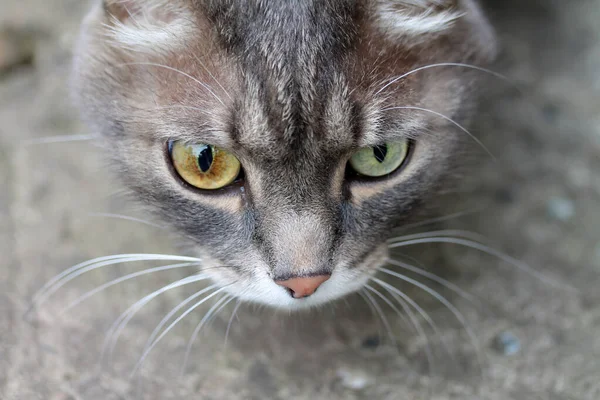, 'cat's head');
72,0,496,310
